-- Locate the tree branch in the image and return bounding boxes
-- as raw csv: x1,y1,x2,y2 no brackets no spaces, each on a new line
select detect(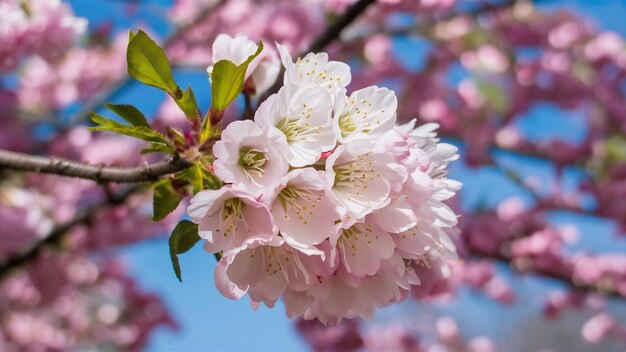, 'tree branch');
0,186,144,279
468,241,626,300
0,149,192,183
307,0,376,53
262,0,377,100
